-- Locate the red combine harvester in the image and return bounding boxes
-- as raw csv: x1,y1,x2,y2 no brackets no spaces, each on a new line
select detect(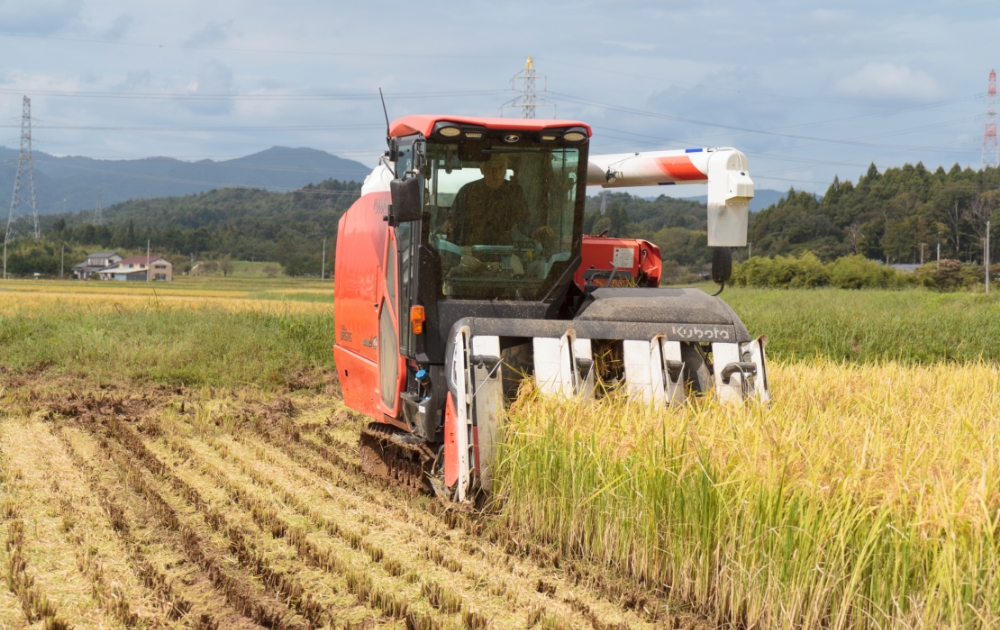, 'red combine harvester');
334,115,768,503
